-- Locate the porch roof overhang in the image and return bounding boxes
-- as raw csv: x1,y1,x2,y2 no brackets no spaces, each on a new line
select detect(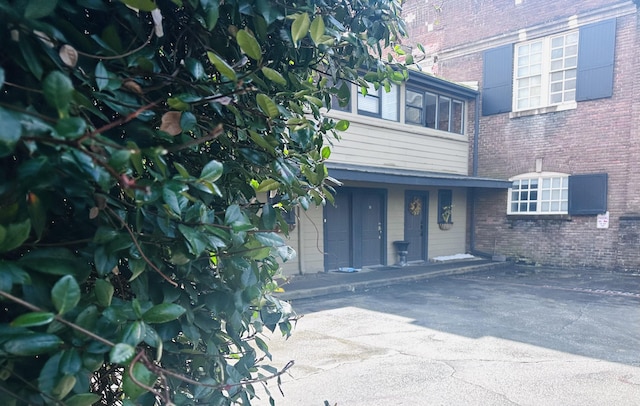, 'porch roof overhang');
326,163,511,189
